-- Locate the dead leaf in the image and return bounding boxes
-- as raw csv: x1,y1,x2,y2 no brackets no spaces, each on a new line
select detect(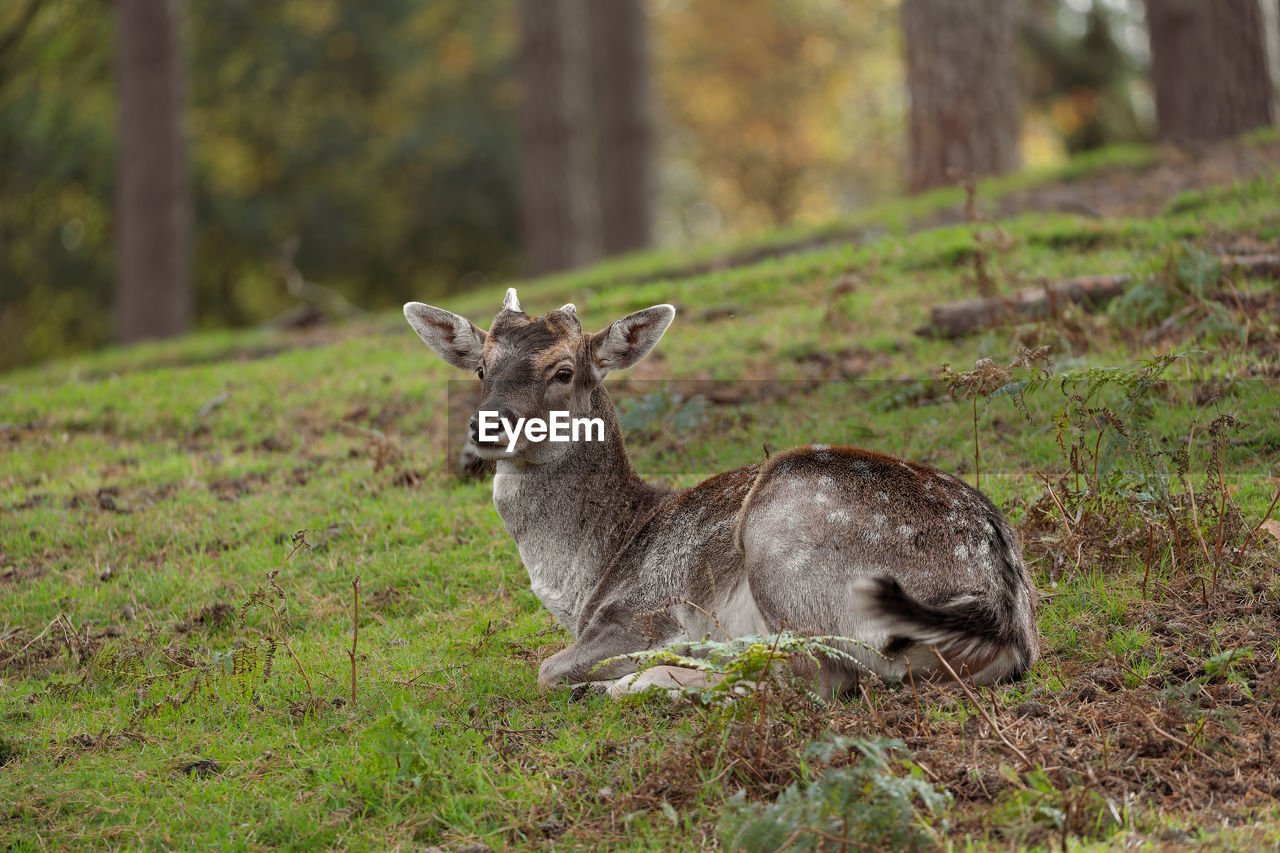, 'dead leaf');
1261,519,1280,542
